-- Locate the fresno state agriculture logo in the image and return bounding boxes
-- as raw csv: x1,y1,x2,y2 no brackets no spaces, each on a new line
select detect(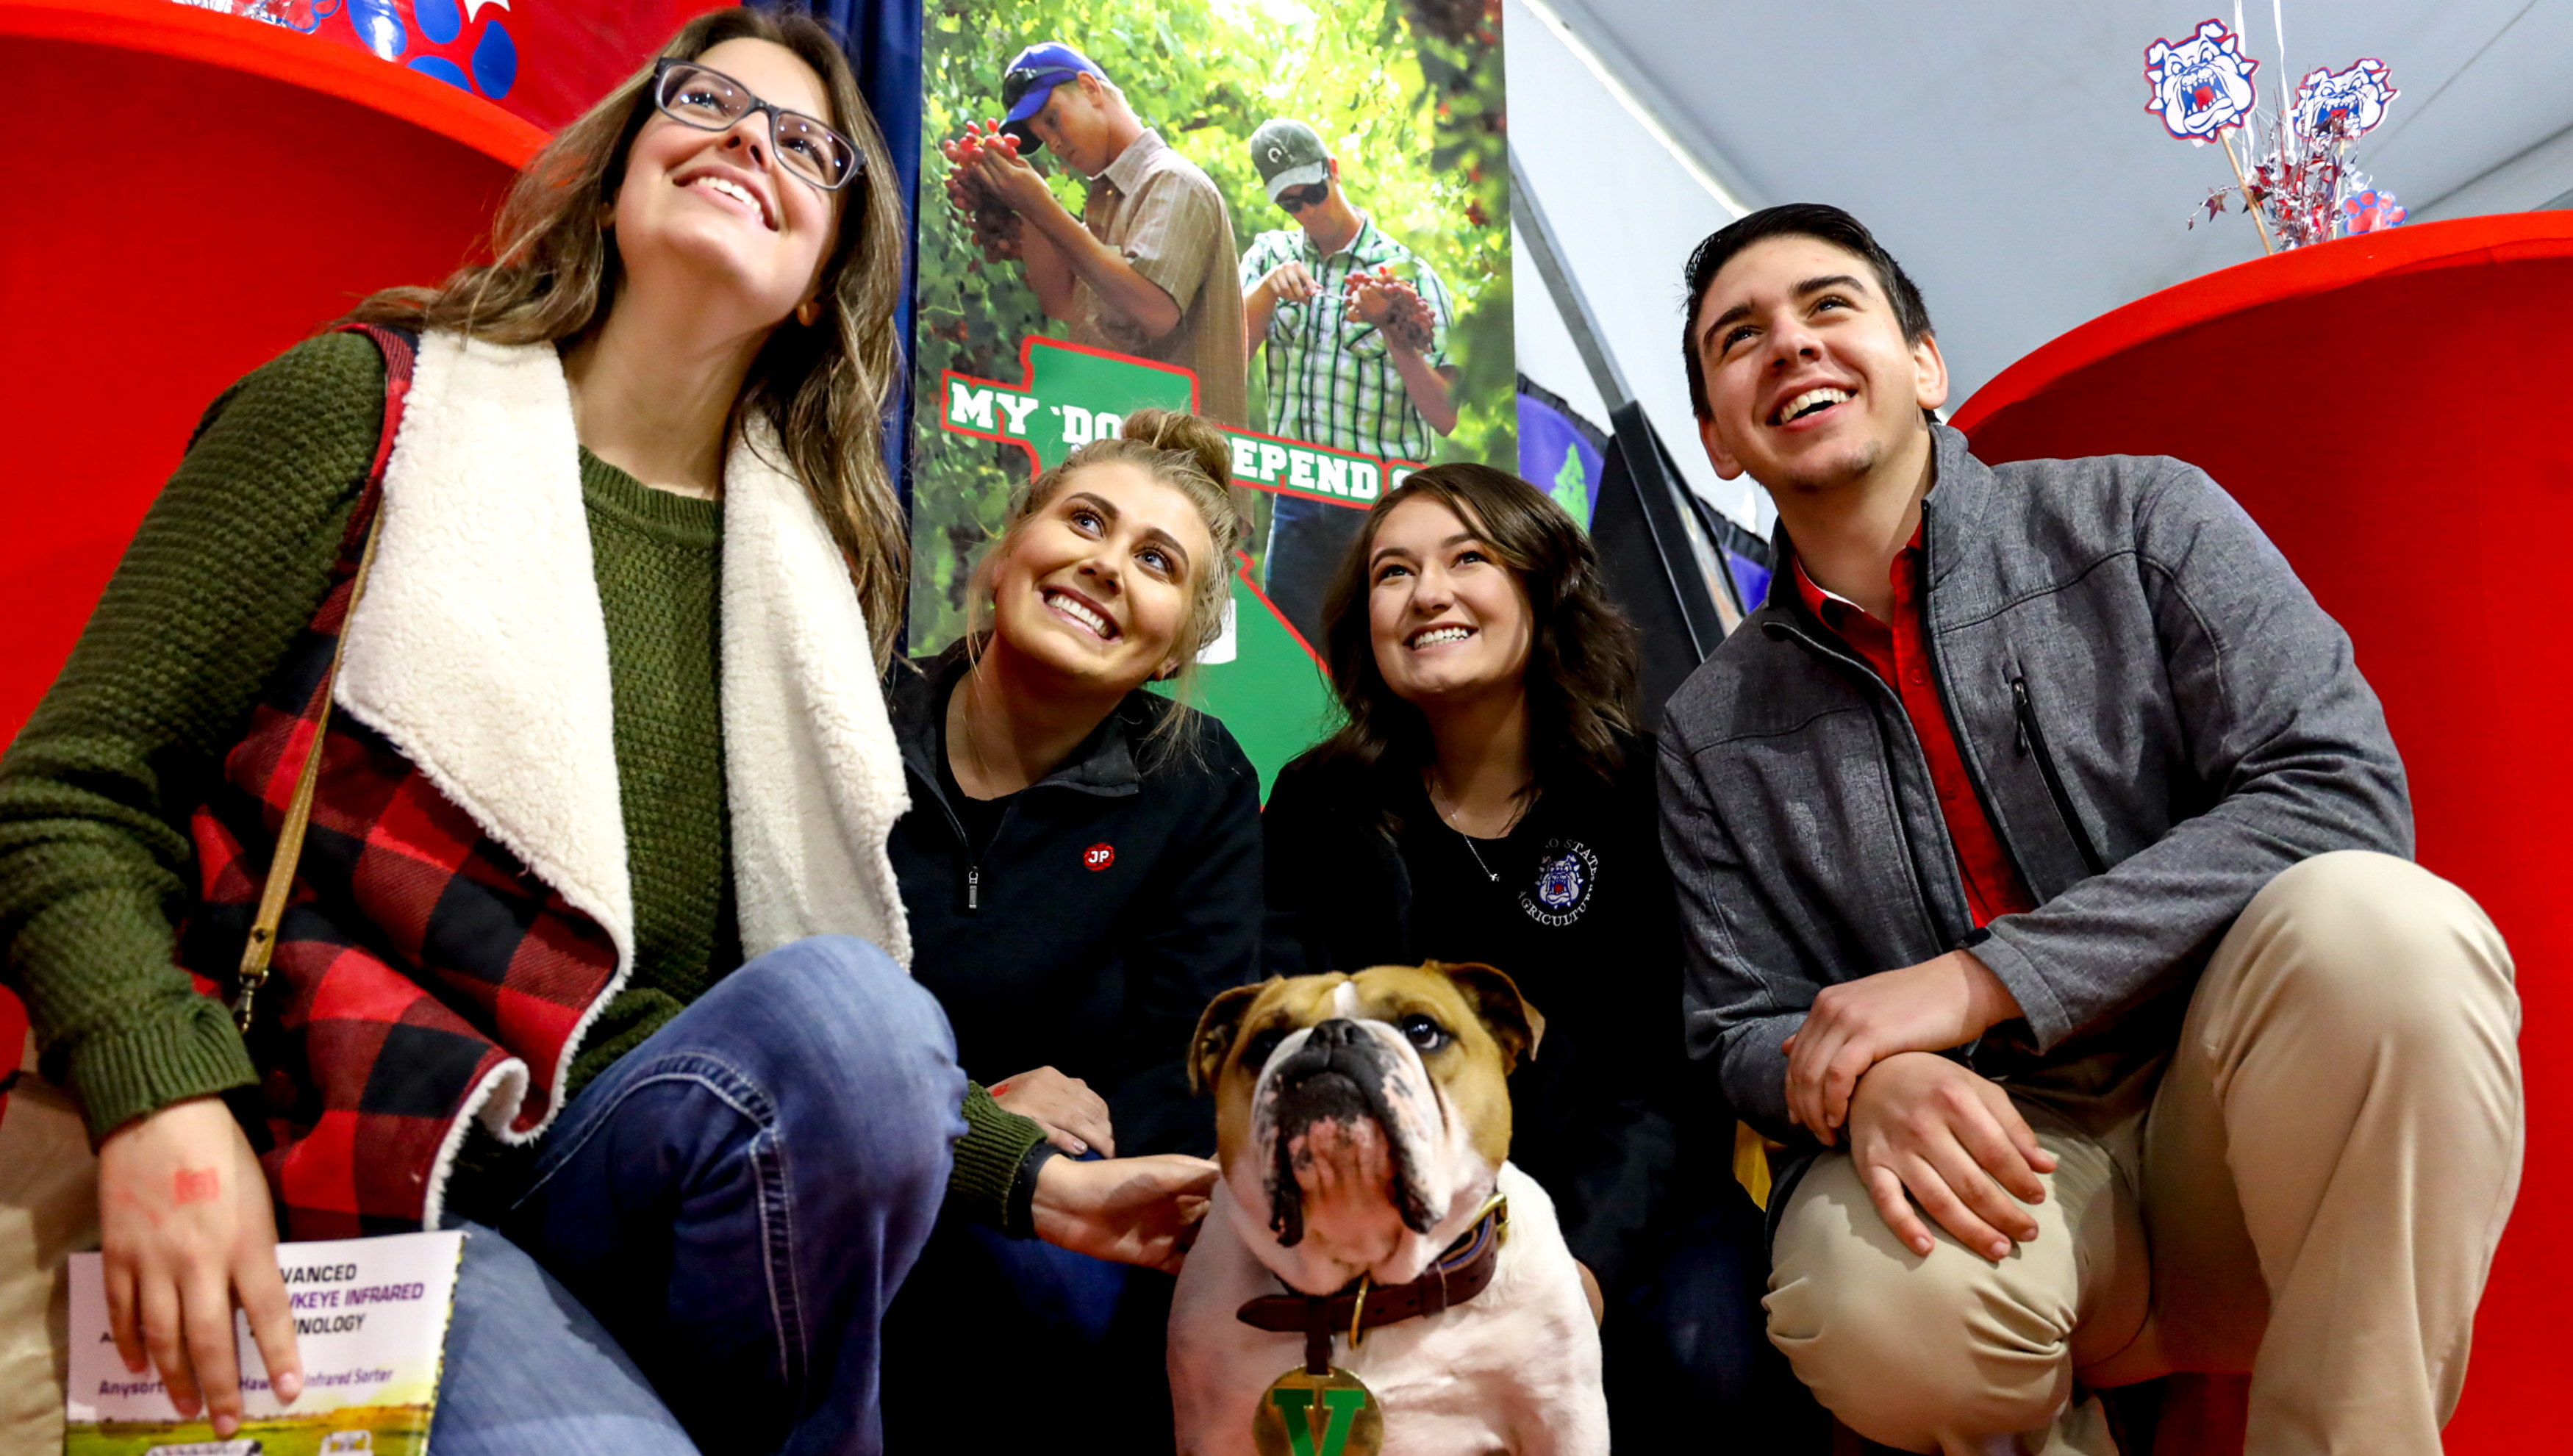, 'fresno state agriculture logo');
1520,839,1598,928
